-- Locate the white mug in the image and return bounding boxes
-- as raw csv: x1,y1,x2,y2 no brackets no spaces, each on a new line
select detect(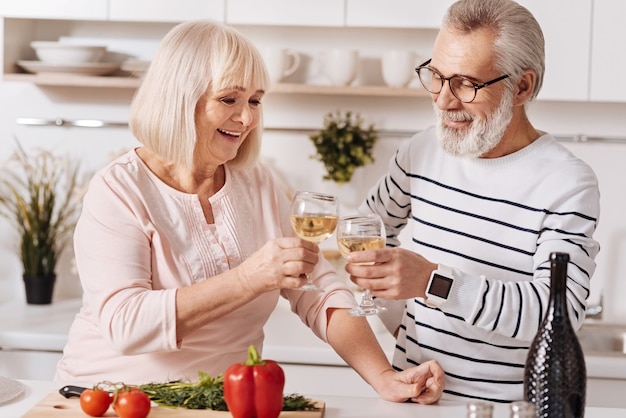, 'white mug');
381,50,417,88
325,49,359,86
264,48,301,84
